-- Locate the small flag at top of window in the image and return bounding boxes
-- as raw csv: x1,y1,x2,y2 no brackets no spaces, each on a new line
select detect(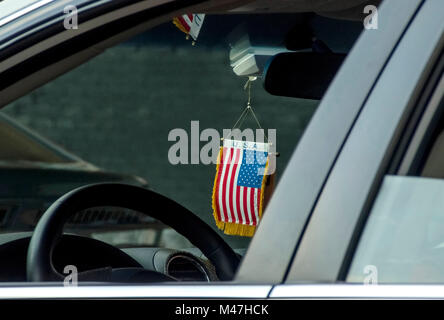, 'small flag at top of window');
173,14,205,45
